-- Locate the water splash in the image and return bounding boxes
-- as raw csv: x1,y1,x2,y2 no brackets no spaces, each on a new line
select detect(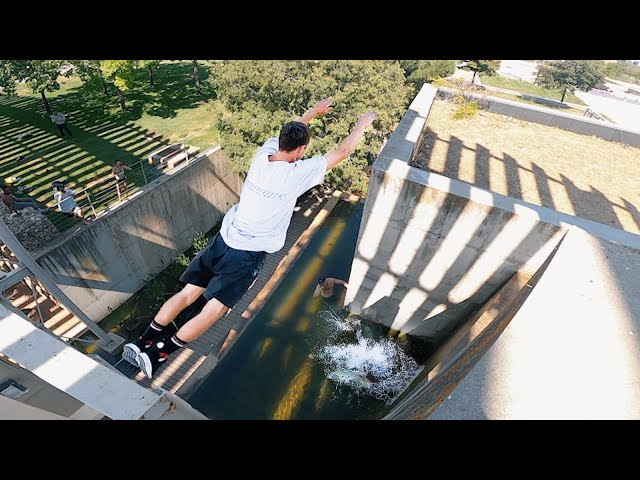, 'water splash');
311,309,420,403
